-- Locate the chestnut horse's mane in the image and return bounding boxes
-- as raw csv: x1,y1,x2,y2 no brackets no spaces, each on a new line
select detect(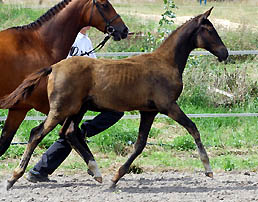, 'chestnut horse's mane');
13,0,73,30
